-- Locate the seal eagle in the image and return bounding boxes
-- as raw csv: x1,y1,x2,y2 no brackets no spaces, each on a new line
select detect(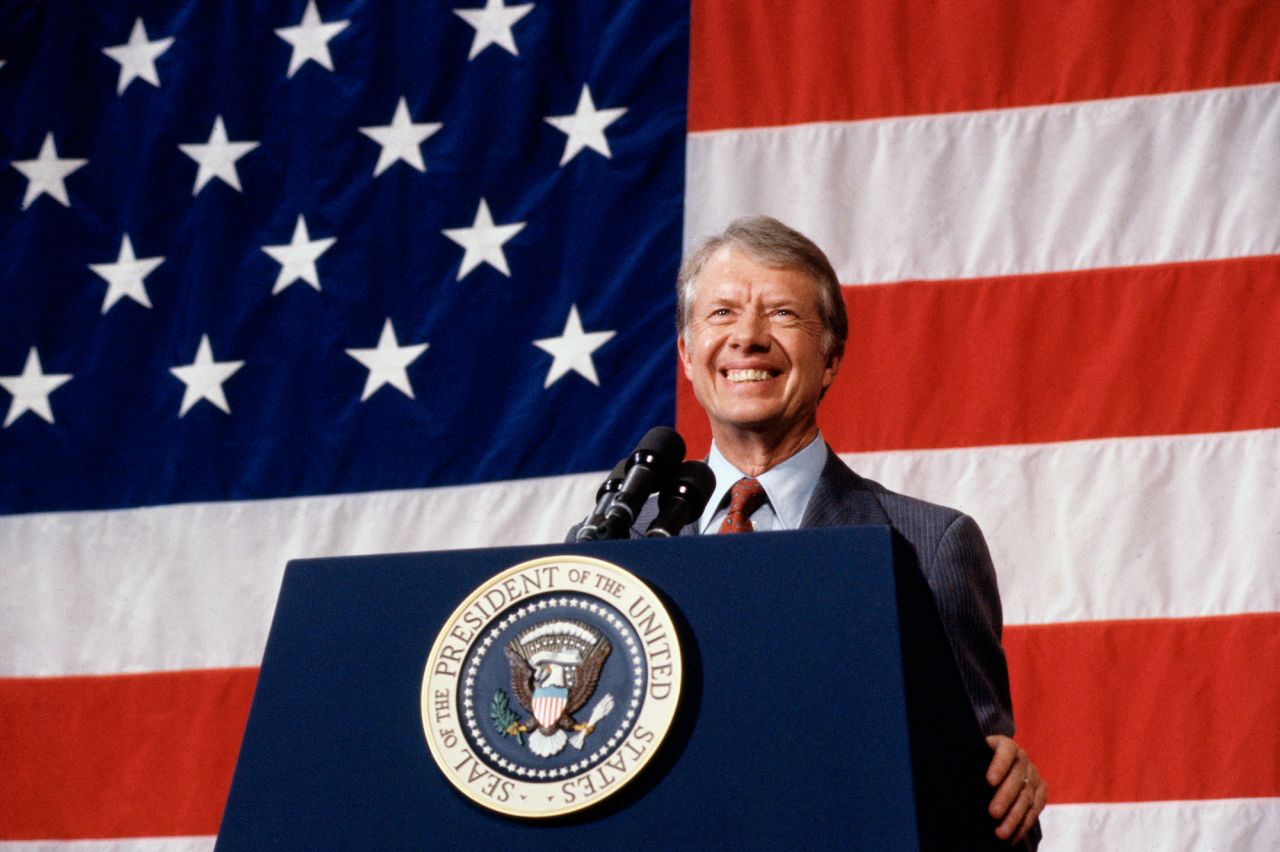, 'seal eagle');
503,618,612,757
